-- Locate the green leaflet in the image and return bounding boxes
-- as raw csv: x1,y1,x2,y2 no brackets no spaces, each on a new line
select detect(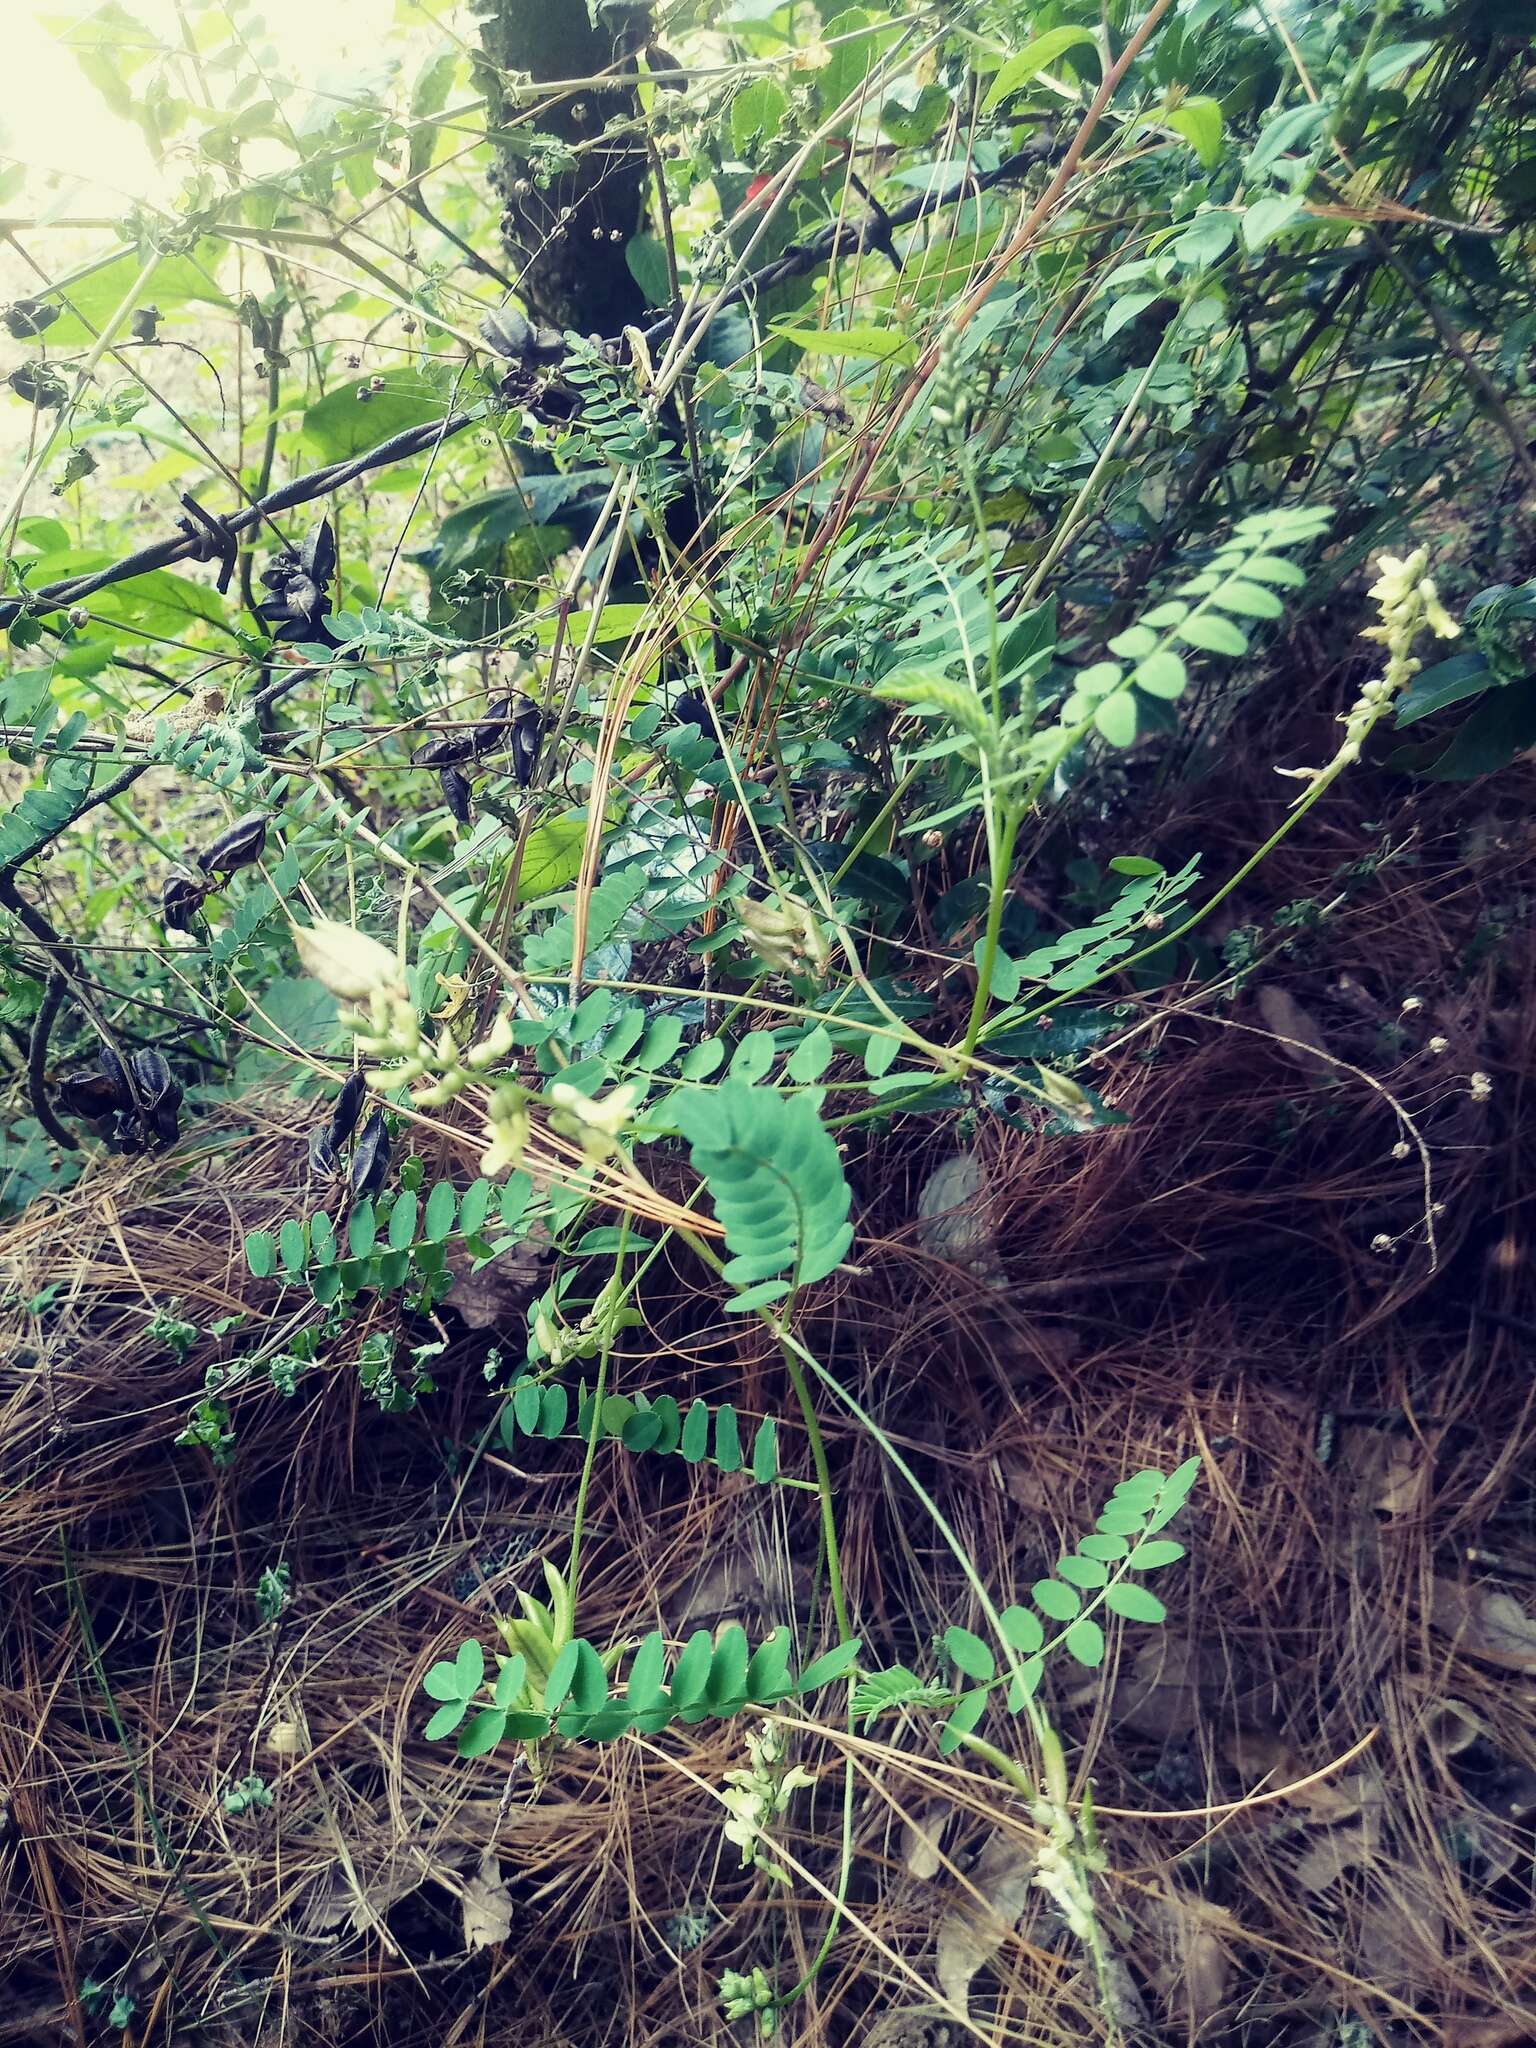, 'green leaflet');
673,1082,854,1311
